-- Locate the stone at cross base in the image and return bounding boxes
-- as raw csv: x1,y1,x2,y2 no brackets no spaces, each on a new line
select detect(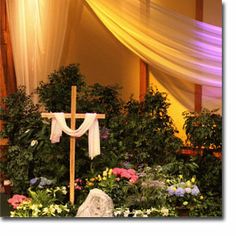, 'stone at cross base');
76,188,114,217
